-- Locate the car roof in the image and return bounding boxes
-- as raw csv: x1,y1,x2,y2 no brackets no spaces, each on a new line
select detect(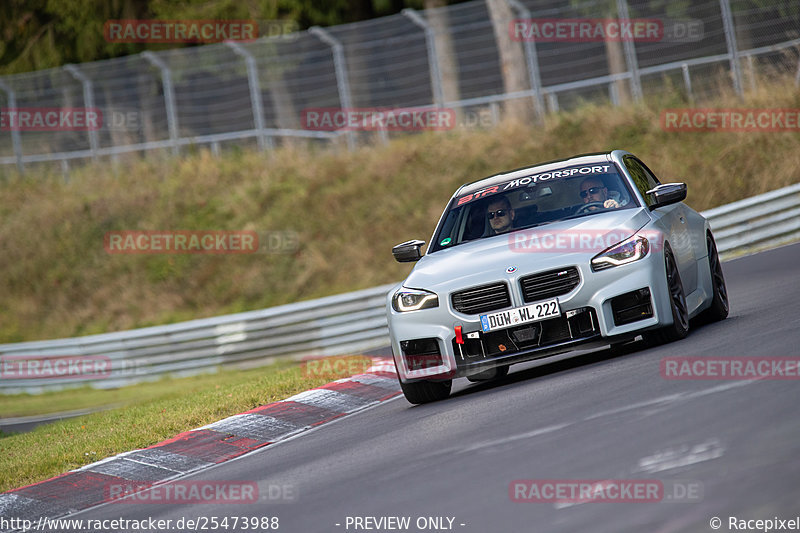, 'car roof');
455,151,615,197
